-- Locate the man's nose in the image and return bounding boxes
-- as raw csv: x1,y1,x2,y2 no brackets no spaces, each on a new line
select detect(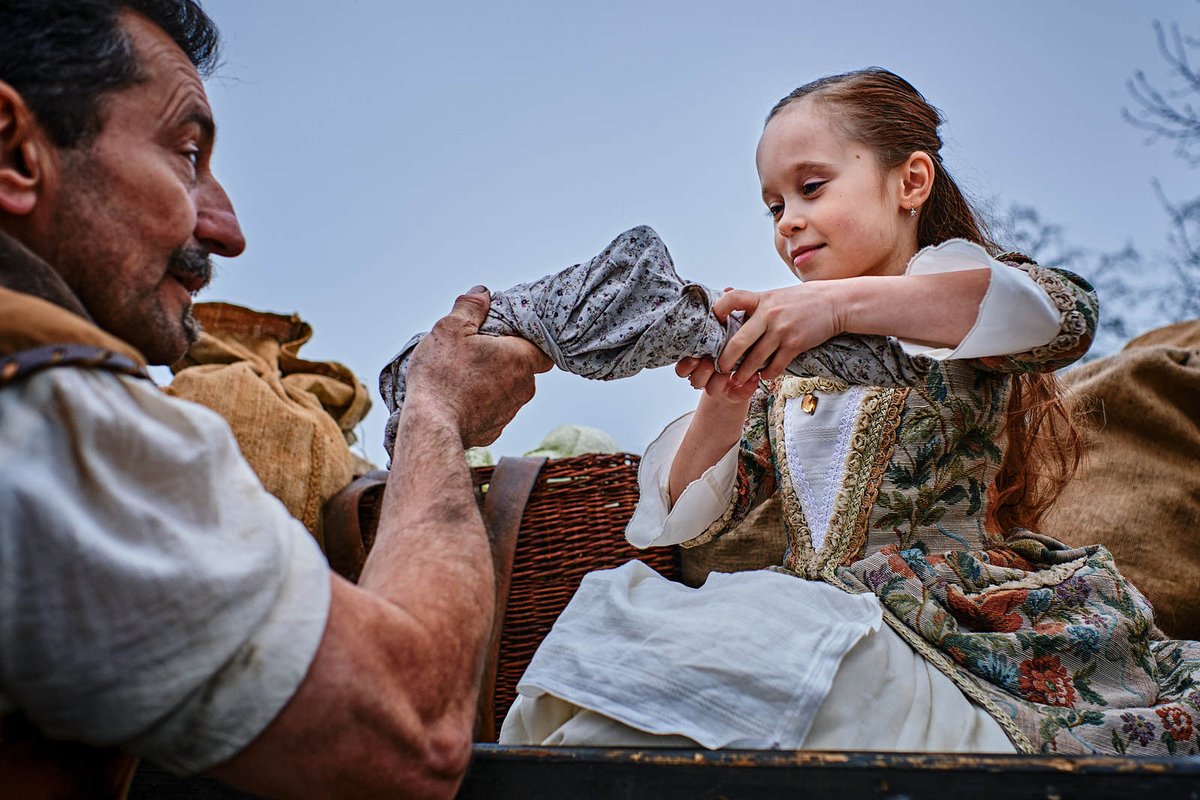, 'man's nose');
195,179,246,258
